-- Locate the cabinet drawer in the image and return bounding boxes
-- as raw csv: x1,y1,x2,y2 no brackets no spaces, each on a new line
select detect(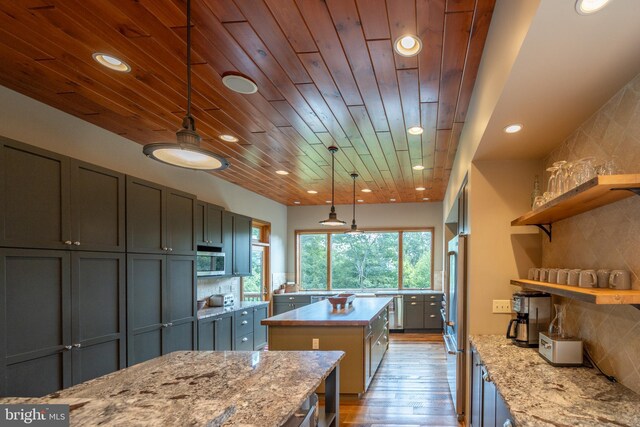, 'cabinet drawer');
405,294,424,302
424,312,442,329
235,333,254,351
274,295,311,304
426,293,444,302
424,301,441,314
234,310,254,337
